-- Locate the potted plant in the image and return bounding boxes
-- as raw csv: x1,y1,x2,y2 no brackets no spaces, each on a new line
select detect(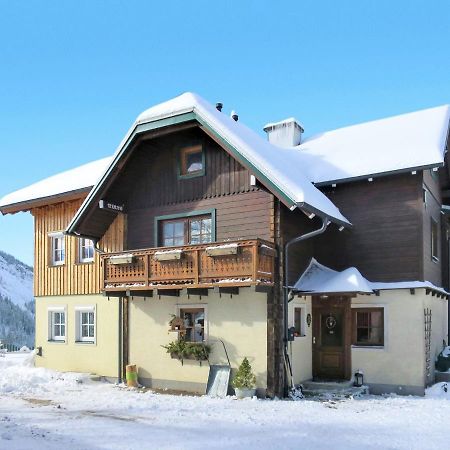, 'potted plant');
232,357,257,398
162,340,211,363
